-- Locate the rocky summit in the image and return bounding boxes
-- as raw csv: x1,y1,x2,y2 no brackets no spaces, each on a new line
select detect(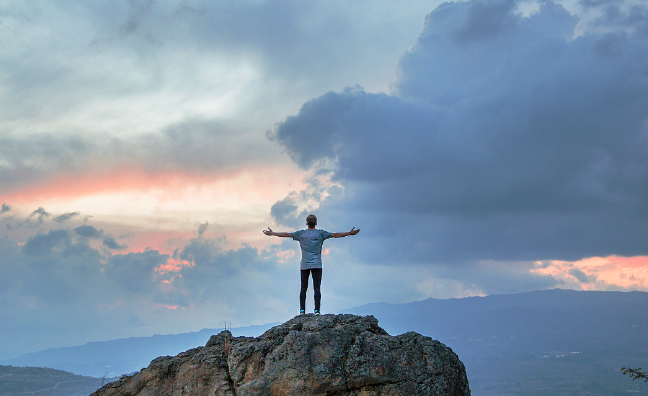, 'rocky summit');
91,314,470,396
